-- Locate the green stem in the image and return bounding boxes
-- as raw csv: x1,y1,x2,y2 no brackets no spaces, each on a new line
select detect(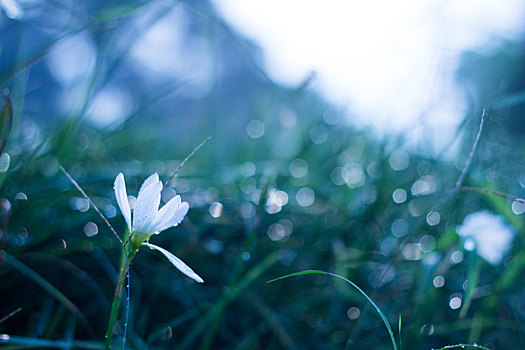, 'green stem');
104,249,136,350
